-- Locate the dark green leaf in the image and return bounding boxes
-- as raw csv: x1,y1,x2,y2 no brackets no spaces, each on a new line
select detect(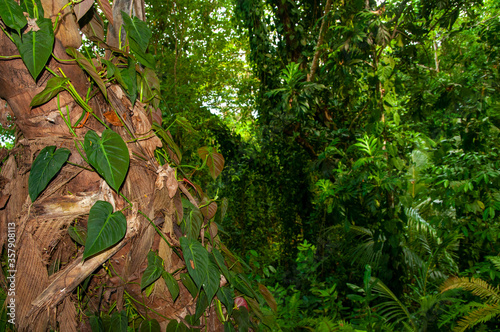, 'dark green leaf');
83,201,127,260
231,273,254,298
129,38,156,69
68,224,87,245
110,310,128,332
194,289,209,321
20,0,44,18
139,319,161,332
12,17,54,80
30,77,69,107
29,146,70,202
0,0,27,34
183,205,203,240
212,249,231,283
197,147,225,180
141,251,163,290
224,322,236,332
204,261,220,304
153,123,182,163
166,320,189,332
121,11,151,52
117,57,137,105
217,287,234,317
180,237,209,290
84,129,129,192
162,271,180,301
90,315,104,332
232,306,250,332
180,273,198,298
